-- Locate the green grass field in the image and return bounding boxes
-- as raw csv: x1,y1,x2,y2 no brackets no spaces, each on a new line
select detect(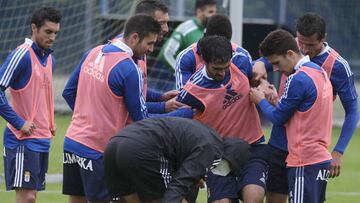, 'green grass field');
1,114,359,202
